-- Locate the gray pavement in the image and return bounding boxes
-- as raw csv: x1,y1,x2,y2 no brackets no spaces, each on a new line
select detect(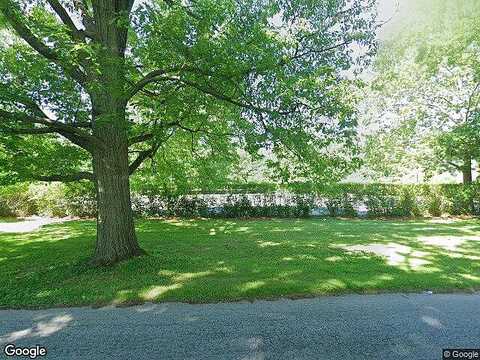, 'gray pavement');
1,293,479,359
